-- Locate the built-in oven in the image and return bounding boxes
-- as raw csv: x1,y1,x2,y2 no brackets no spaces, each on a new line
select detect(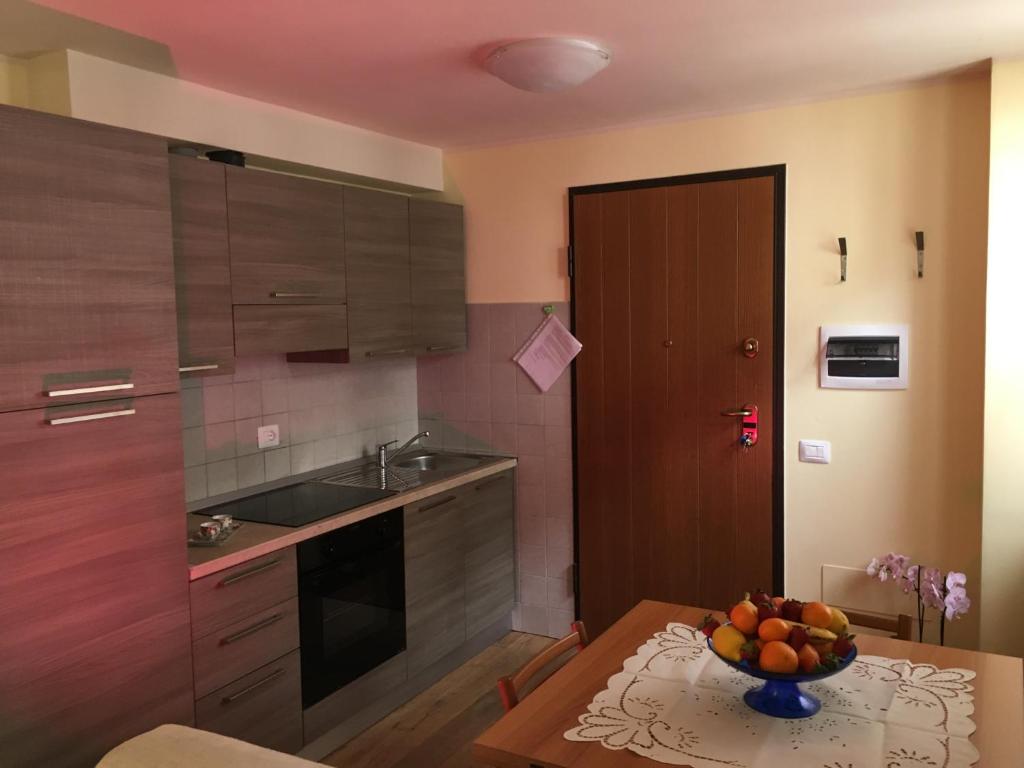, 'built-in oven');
297,508,405,708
